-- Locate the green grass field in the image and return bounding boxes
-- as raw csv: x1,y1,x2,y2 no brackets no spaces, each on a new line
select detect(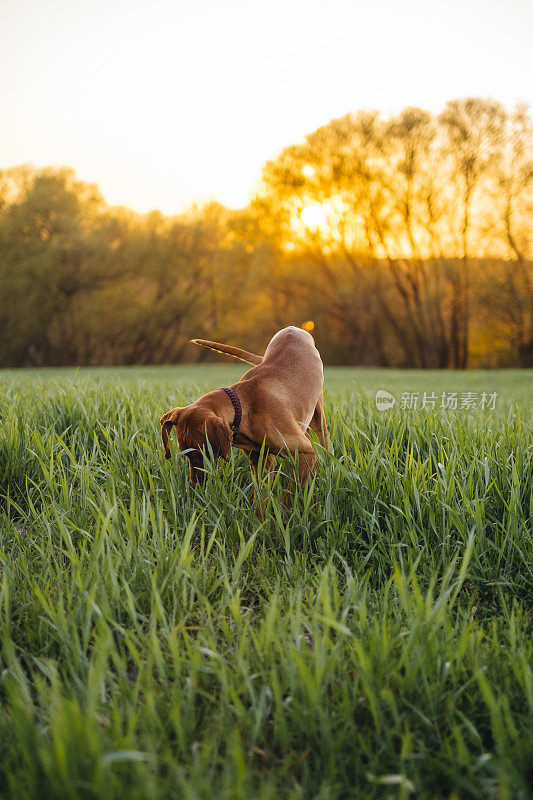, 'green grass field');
0,366,532,799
